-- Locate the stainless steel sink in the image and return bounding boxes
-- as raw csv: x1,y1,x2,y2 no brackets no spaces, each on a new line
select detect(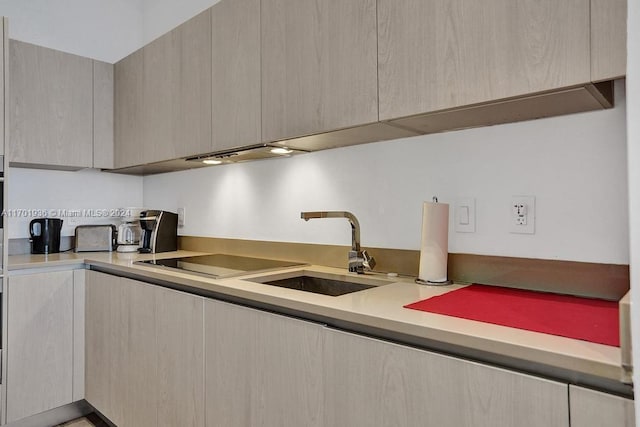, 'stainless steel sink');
248,272,390,296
